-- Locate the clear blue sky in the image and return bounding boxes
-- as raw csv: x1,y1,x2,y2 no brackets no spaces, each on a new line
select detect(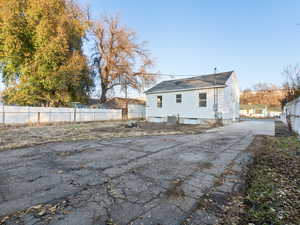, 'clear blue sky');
1,0,299,96
81,0,300,92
